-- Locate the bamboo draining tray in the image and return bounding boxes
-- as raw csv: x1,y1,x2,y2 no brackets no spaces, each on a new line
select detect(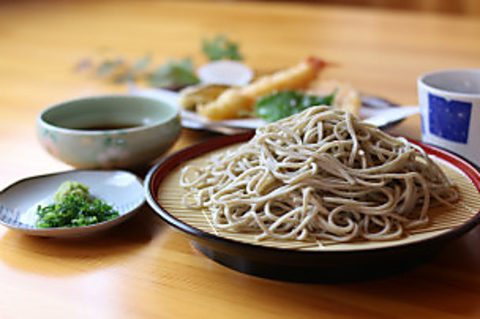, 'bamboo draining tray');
156,143,480,252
